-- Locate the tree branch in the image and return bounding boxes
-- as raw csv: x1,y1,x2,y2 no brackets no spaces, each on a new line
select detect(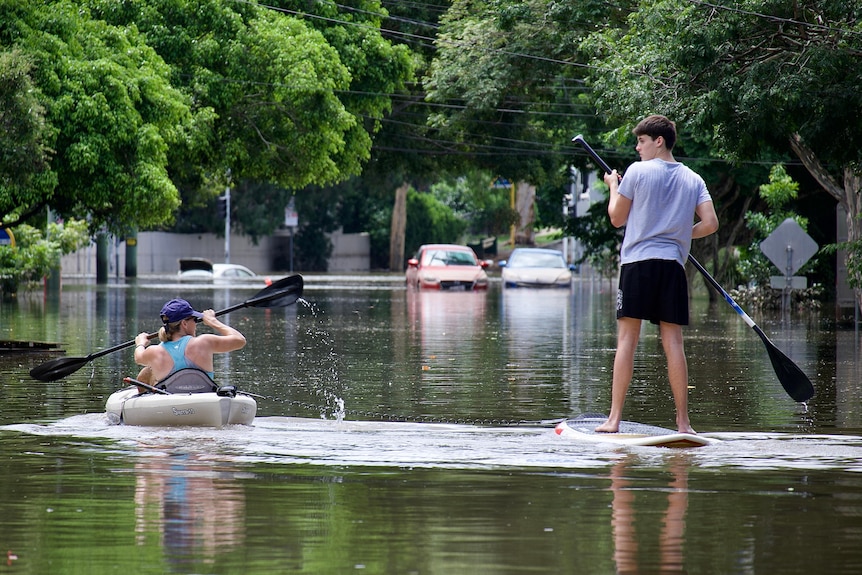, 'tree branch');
0,201,49,229
788,132,845,205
